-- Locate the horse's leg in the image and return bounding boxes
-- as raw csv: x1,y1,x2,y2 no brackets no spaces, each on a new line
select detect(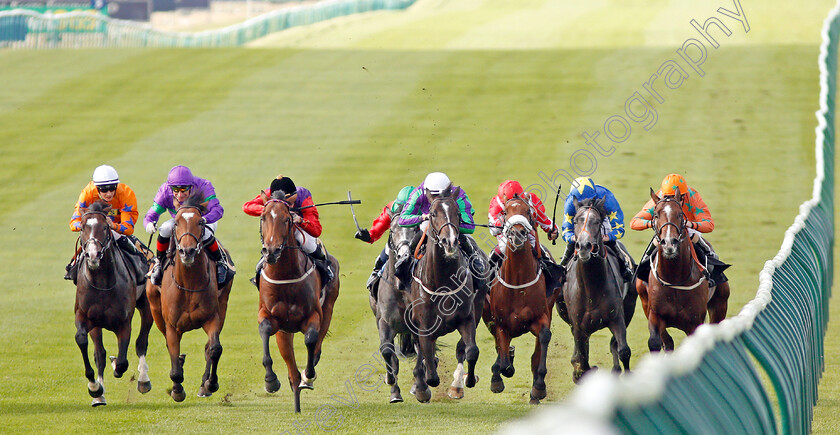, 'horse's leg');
313,291,337,369
661,328,675,352
570,326,591,383
74,317,101,401
607,317,631,373
495,327,514,378
377,319,402,403
164,325,186,402
707,282,730,323
647,312,663,353
146,284,166,335
199,314,223,397
412,336,432,403
258,317,281,394
90,327,107,406
276,332,303,413
135,292,154,394
457,318,479,389
447,339,466,399
529,316,551,404
637,279,650,318
112,318,131,379
488,322,505,394
301,312,321,390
